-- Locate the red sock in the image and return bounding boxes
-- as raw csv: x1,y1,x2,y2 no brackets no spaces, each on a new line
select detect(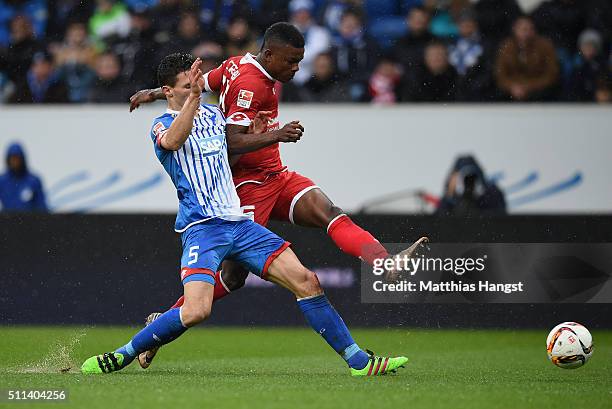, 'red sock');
169,271,231,309
170,295,184,309
327,214,389,265
212,270,231,300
